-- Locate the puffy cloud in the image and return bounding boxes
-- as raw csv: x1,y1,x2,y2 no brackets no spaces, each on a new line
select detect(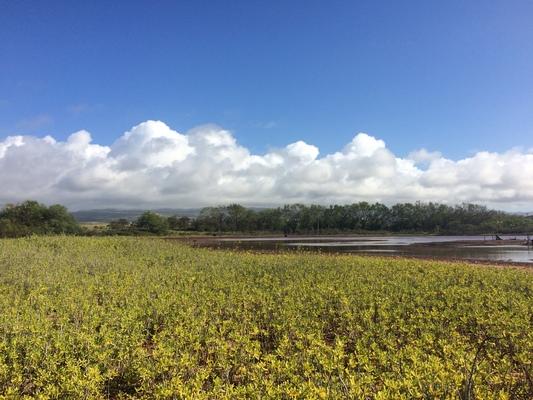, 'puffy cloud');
285,141,319,164
1,120,532,211
111,120,193,169
407,148,442,165
0,135,24,158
